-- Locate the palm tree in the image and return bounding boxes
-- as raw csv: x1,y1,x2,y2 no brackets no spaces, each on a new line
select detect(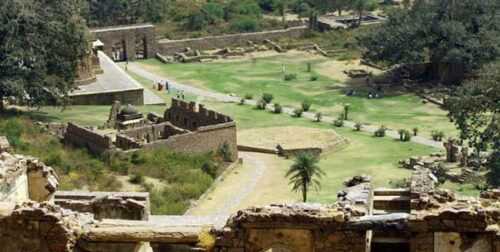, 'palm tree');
286,152,325,202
